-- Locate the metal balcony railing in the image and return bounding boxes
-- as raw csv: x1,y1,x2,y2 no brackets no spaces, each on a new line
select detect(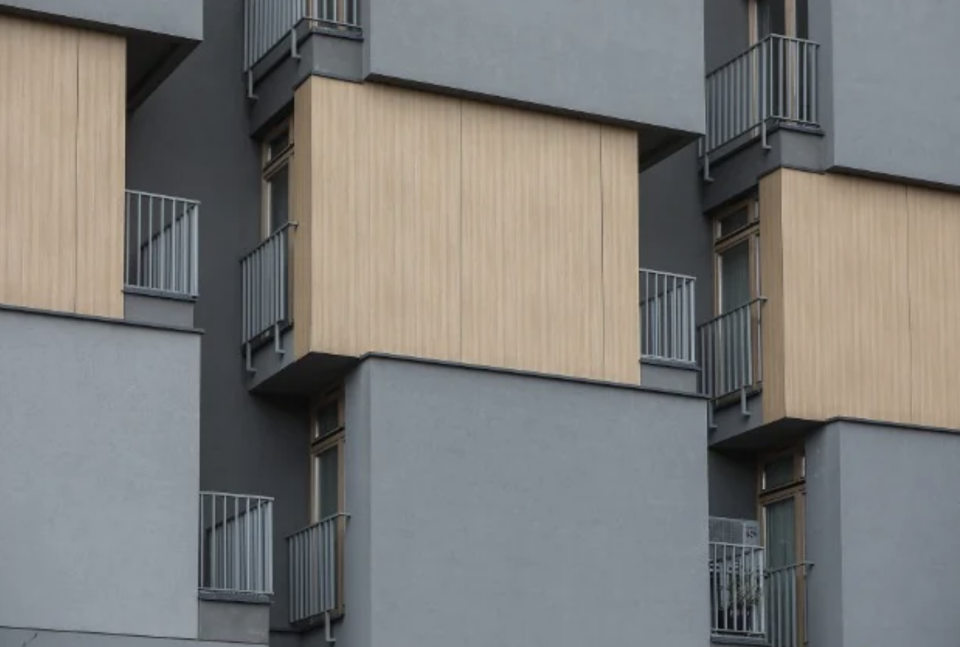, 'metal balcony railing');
766,562,813,647
244,0,361,73
124,190,199,298
198,492,274,597
710,542,766,639
241,223,295,358
288,514,348,624
698,298,765,404
639,269,697,364
703,35,820,174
